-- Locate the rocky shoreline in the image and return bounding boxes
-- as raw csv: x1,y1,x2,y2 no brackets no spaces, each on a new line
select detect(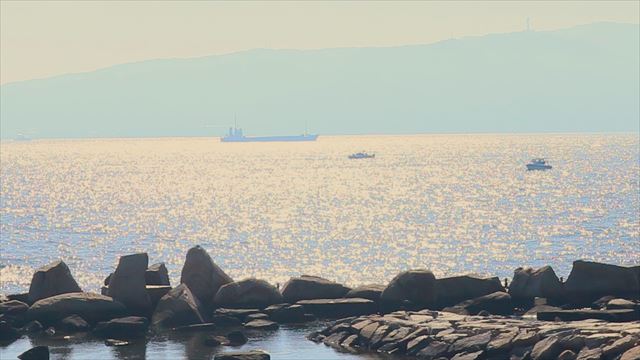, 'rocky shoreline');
1,245,639,360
